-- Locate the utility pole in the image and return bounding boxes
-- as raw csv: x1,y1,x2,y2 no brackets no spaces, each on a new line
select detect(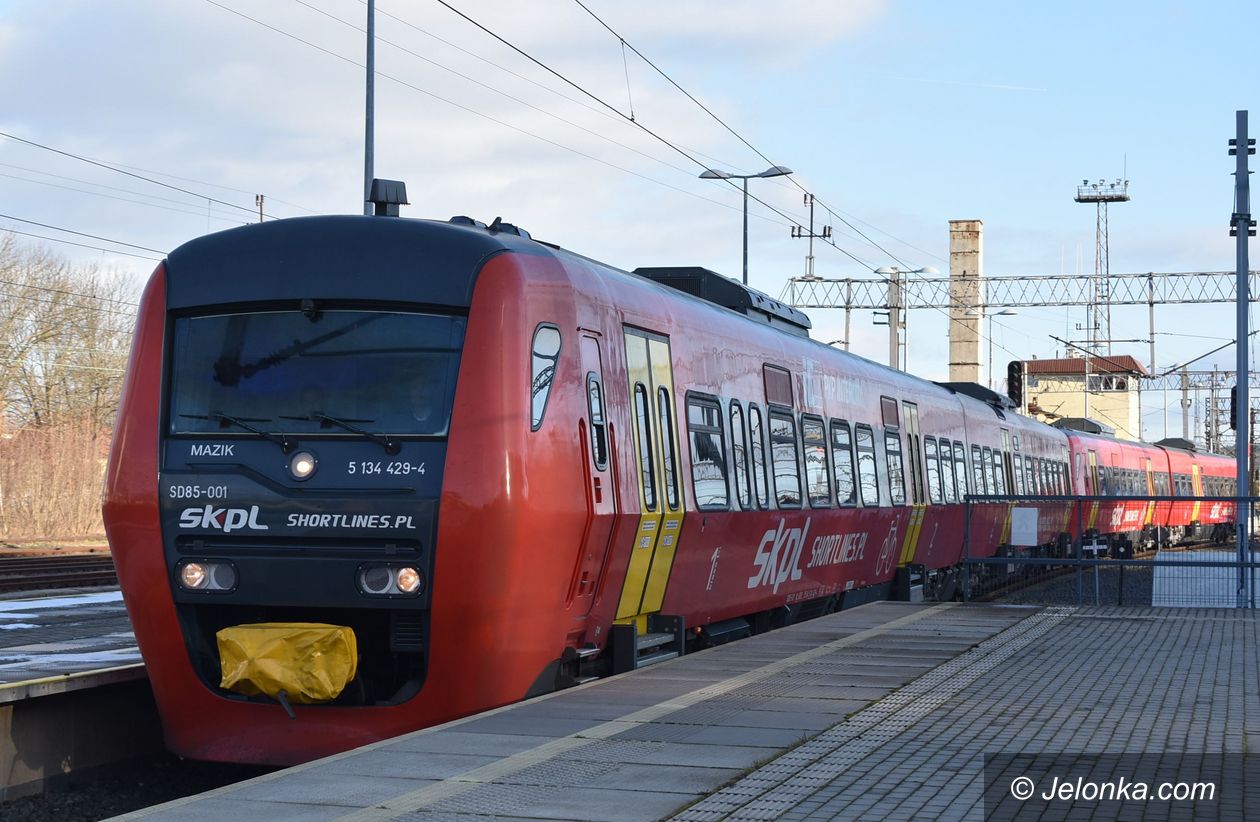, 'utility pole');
887,270,903,370
1229,109,1254,607
1181,367,1191,441
255,194,265,223
791,194,832,281
363,0,375,216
